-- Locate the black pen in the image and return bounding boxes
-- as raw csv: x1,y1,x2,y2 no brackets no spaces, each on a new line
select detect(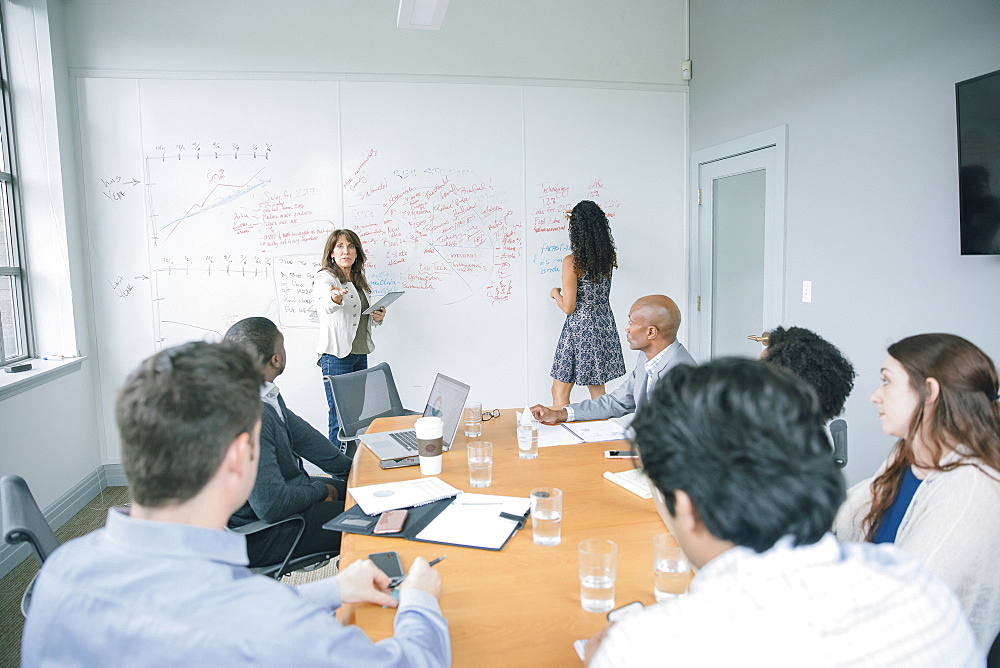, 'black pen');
390,556,447,589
